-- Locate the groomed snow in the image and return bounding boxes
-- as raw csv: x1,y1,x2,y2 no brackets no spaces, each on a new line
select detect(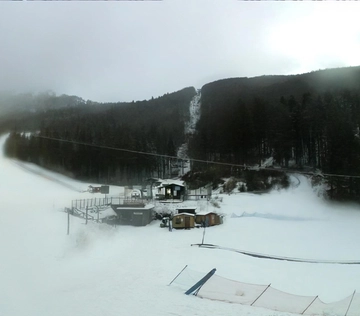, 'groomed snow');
1,134,360,316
